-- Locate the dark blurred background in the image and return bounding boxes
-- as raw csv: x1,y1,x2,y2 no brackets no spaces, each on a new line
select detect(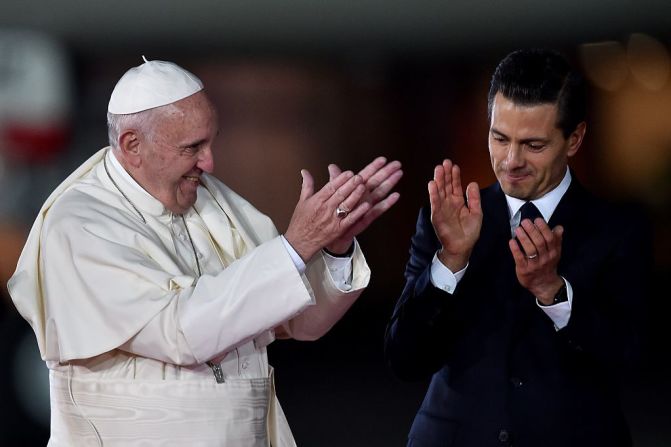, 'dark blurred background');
1,1,670,445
